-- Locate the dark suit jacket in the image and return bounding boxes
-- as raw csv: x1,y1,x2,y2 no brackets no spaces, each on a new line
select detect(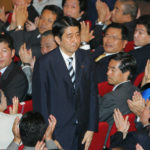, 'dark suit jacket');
9,29,42,58
99,82,139,126
0,62,28,105
94,49,115,84
32,48,98,150
129,43,150,80
27,4,39,23
110,126,150,150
